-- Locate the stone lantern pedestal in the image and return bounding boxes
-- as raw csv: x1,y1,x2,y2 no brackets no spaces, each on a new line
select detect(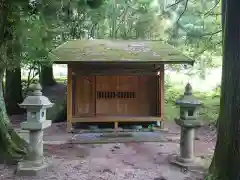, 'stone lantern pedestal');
169,83,203,168
16,83,53,176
